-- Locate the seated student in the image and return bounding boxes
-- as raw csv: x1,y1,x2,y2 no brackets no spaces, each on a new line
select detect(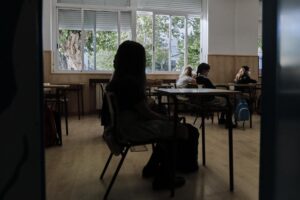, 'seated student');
195,63,232,125
176,66,197,88
234,65,257,111
234,65,257,84
101,40,189,190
